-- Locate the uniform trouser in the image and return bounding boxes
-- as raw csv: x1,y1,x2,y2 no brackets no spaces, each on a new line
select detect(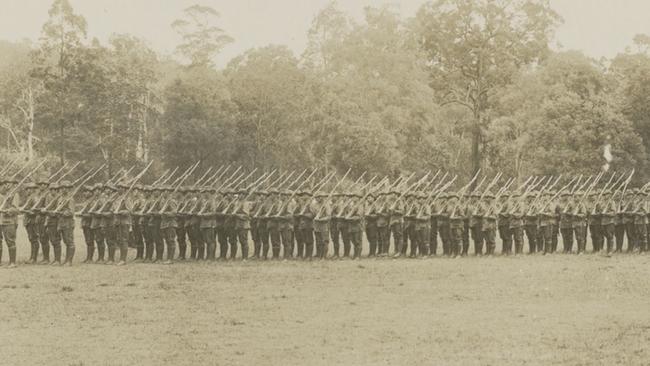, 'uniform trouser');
389,222,403,255
176,225,187,259
217,227,228,259
237,229,249,259
538,225,553,253
574,226,587,253
132,224,144,259
330,221,341,256
82,226,94,260
341,227,352,257
162,227,176,260
614,224,625,252
561,227,573,253
143,226,155,260
449,226,463,256
602,224,615,252
439,224,450,255
405,225,417,256
295,226,303,258
59,226,75,263
115,224,129,262
226,227,238,259
499,225,512,254
590,224,603,252
551,224,559,252
151,225,164,261
366,225,379,256
430,220,438,255
269,228,281,258
481,228,496,255
1,224,17,264
415,227,430,256
93,227,105,261
524,225,538,253
280,228,294,258
625,222,636,252
634,223,647,252
48,224,62,262
377,226,389,255
38,221,49,261
104,226,117,262
470,226,483,255
187,224,202,259
348,230,362,258
251,224,261,258
298,228,314,258
511,227,524,254
201,227,216,260
258,227,270,259
25,223,39,261
314,231,329,259
462,222,470,255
